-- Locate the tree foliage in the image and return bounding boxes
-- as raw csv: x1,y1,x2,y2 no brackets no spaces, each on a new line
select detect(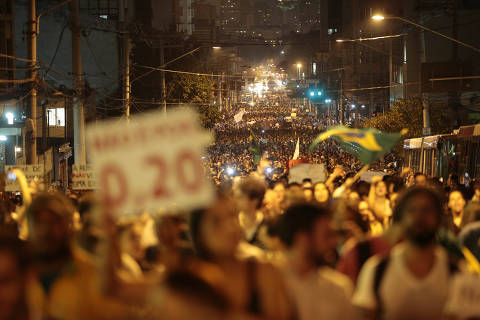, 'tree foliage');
197,104,220,129
167,65,220,128
361,98,444,139
168,73,215,104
